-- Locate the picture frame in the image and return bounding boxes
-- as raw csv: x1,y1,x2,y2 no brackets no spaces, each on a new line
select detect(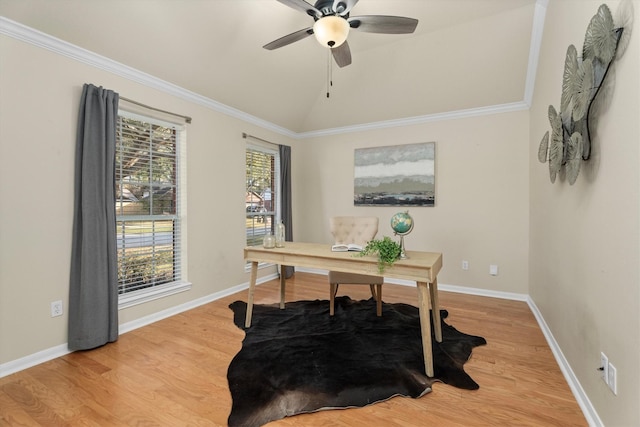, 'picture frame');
354,142,435,206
